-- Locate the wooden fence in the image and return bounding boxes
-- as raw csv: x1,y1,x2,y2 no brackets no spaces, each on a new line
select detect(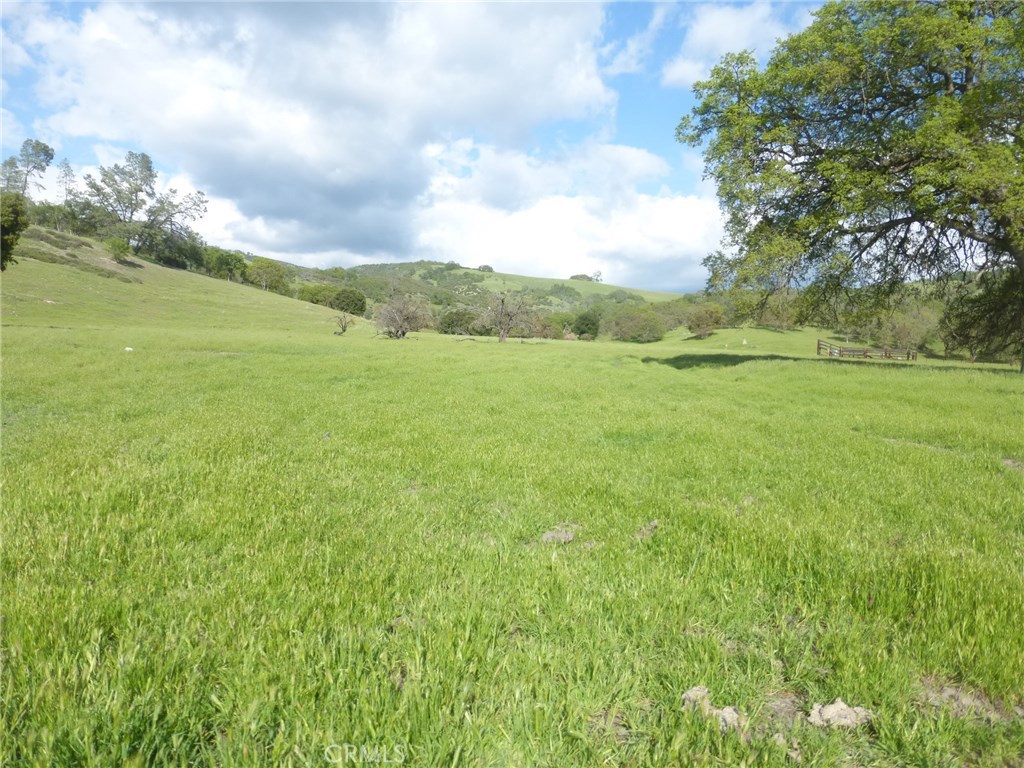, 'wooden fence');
817,339,918,361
